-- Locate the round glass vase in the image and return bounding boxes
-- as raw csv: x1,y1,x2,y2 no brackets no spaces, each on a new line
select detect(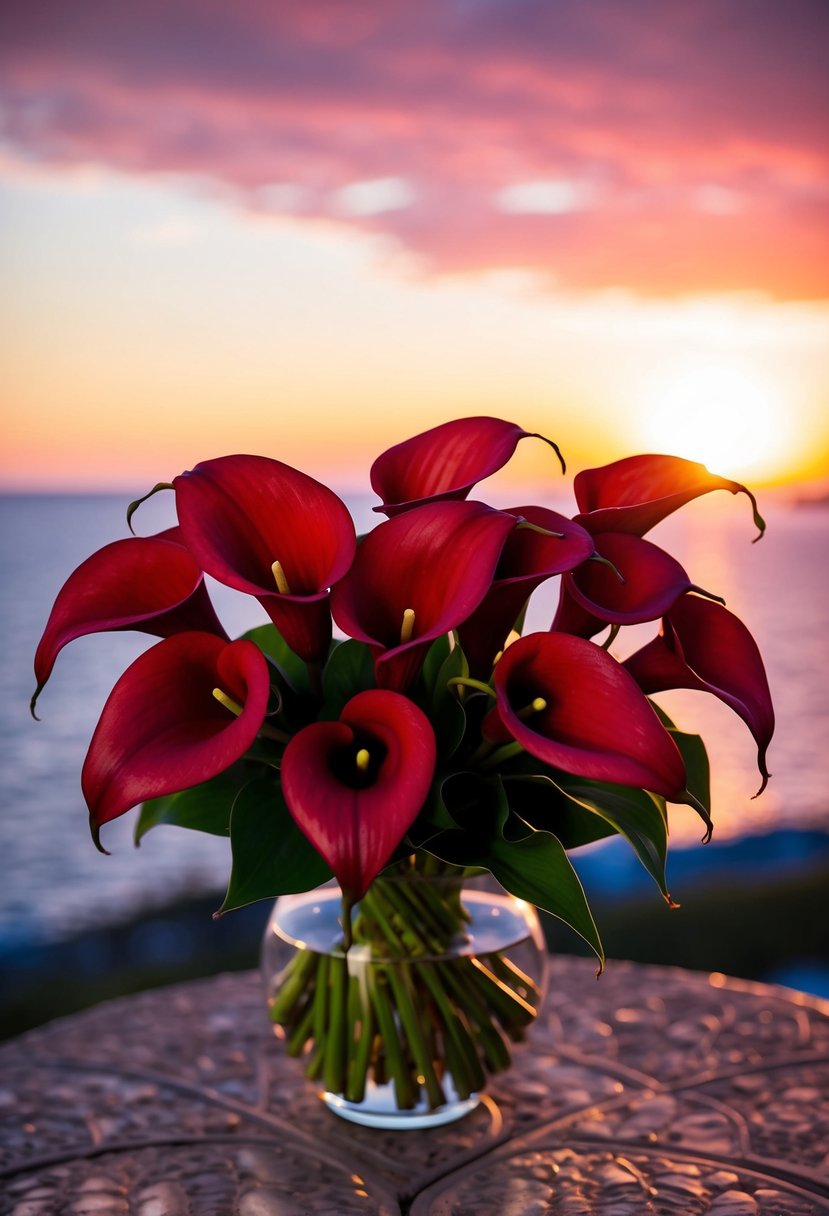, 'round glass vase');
261,870,549,1130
